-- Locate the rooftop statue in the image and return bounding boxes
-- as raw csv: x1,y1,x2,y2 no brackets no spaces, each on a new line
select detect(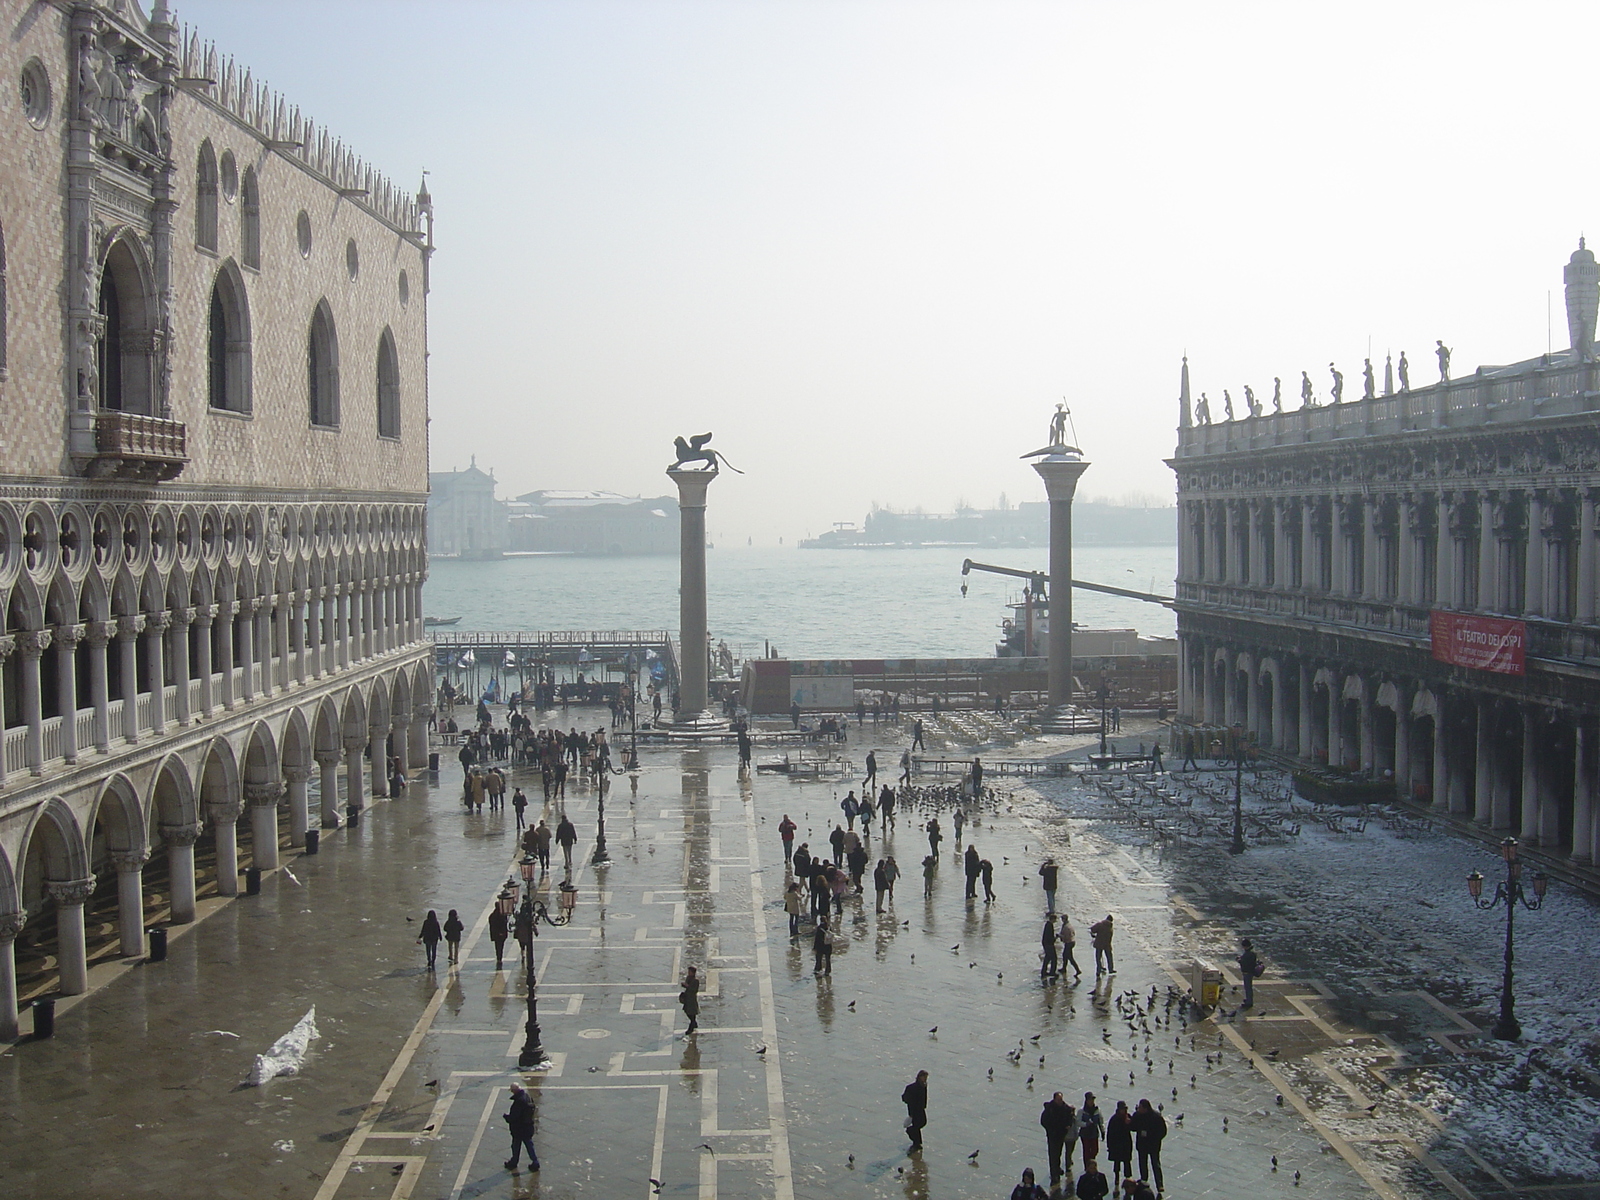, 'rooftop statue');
1436,340,1452,382
1272,377,1283,412
1223,390,1235,421
1245,385,1261,417
1022,403,1084,457
1398,350,1411,391
1329,363,1344,404
1301,371,1316,408
1195,393,1212,425
671,433,743,473
1362,358,1376,400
